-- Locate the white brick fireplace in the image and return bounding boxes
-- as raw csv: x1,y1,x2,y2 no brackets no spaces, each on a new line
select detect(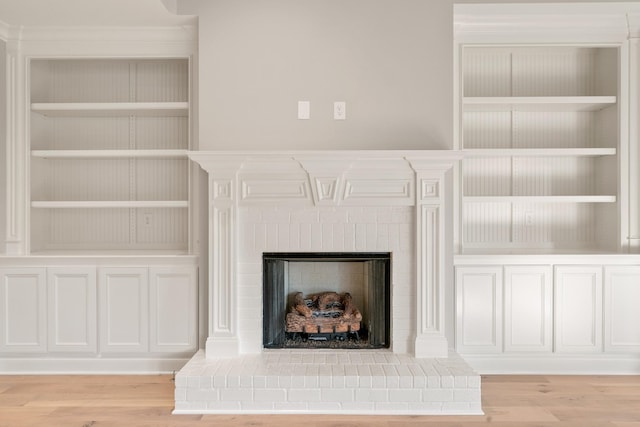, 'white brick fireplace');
175,151,481,415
